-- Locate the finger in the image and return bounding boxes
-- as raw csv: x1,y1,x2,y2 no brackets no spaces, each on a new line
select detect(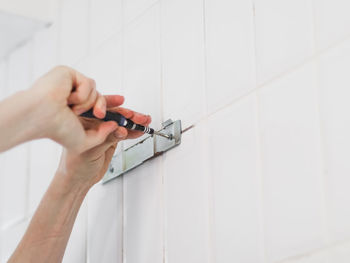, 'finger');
111,107,150,125
131,113,150,126
79,117,102,130
105,95,125,108
126,130,145,139
114,126,128,140
93,93,107,119
111,107,134,119
100,126,127,149
83,121,118,150
67,78,92,105
141,115,152,126
72,86,98,115
86,126,127,158
85,143,118,184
